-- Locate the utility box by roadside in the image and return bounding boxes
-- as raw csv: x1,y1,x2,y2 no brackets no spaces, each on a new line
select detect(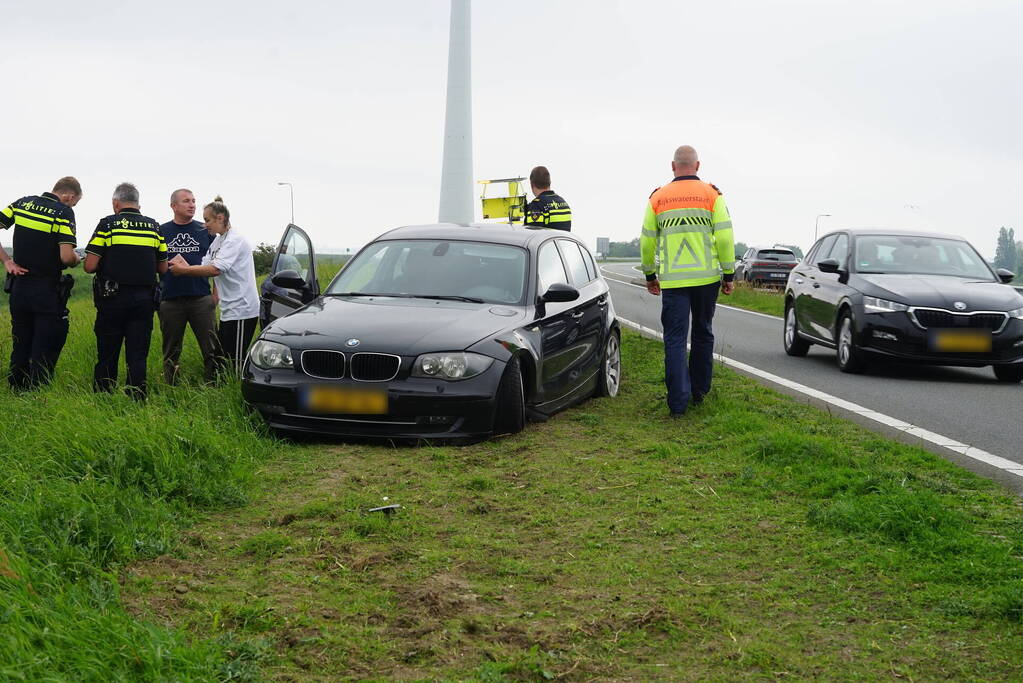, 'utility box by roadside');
479,177,527,223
